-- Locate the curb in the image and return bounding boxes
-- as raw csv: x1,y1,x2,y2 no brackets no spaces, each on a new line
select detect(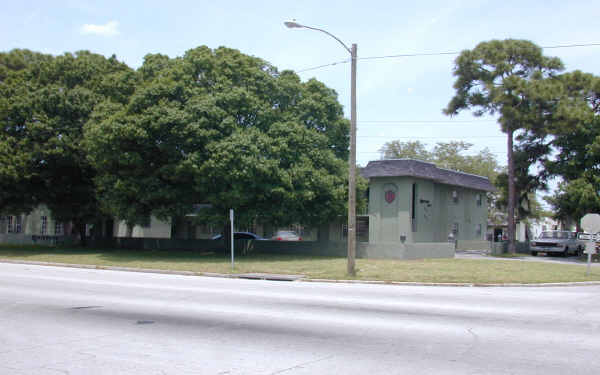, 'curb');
2,259,600,287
